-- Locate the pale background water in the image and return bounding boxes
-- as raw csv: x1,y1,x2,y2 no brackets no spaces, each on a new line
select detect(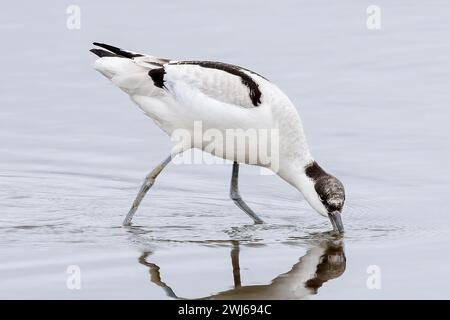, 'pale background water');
1,0,449,299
